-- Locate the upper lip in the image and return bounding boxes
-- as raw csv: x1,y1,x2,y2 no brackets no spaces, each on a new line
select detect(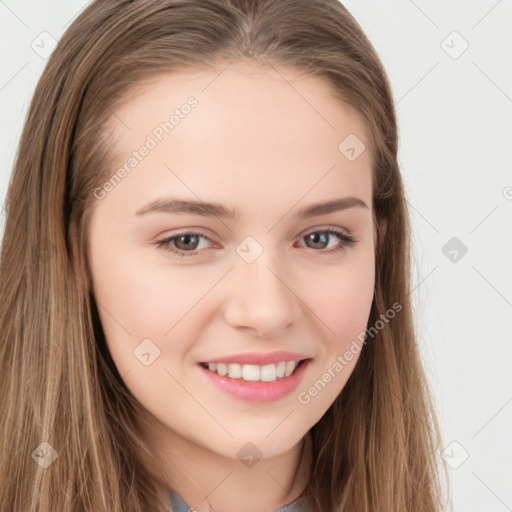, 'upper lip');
200,351,311,366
